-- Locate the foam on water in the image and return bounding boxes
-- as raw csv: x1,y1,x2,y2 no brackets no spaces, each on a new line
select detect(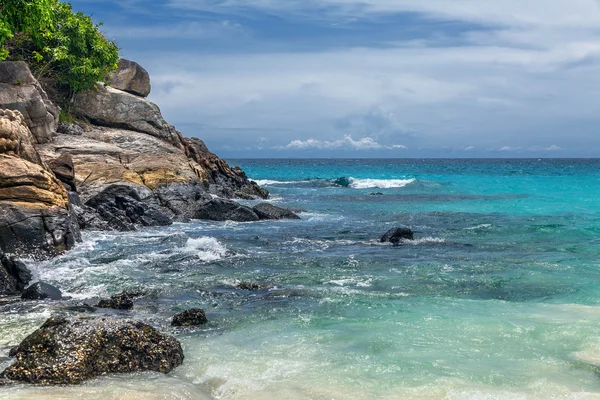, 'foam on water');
184,237,229,262
347,177,416,189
